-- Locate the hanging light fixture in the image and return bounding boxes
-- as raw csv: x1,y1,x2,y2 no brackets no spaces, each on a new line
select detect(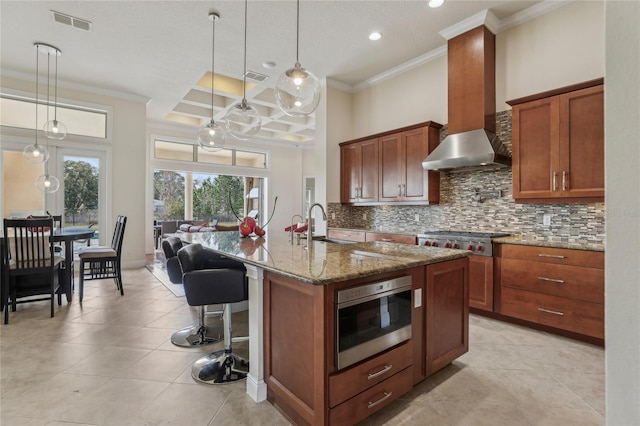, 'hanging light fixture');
197,12,226,152
274,0,320,117
42,44,67,140
23,44,49,163
224,0,261,140
35,162,60,193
